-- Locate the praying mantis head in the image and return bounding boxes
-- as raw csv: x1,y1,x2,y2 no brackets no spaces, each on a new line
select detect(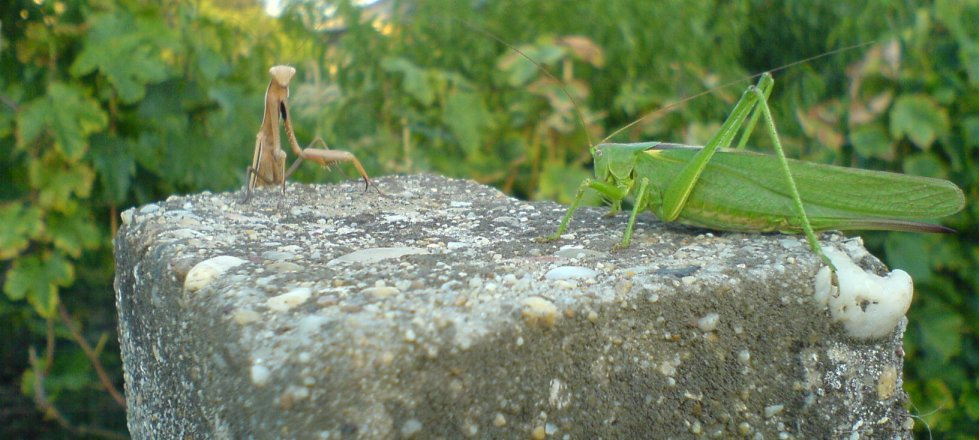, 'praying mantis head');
269,65,296,88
